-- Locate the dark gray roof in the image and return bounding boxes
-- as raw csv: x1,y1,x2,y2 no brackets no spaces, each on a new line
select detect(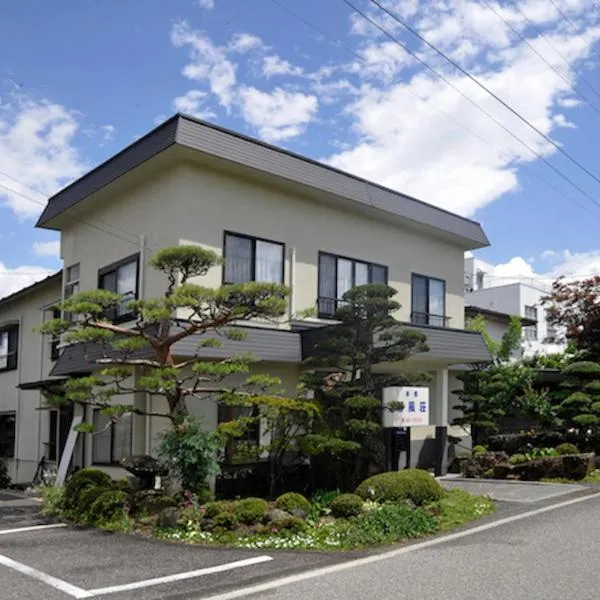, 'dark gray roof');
36,114,488,249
